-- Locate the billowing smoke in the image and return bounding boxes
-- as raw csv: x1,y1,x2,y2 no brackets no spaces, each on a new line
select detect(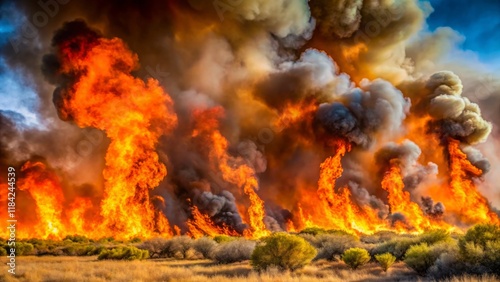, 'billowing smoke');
421,196,445,218
424,71,492,145
316,79,410,148
193,190,246,233
375,140,437,182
